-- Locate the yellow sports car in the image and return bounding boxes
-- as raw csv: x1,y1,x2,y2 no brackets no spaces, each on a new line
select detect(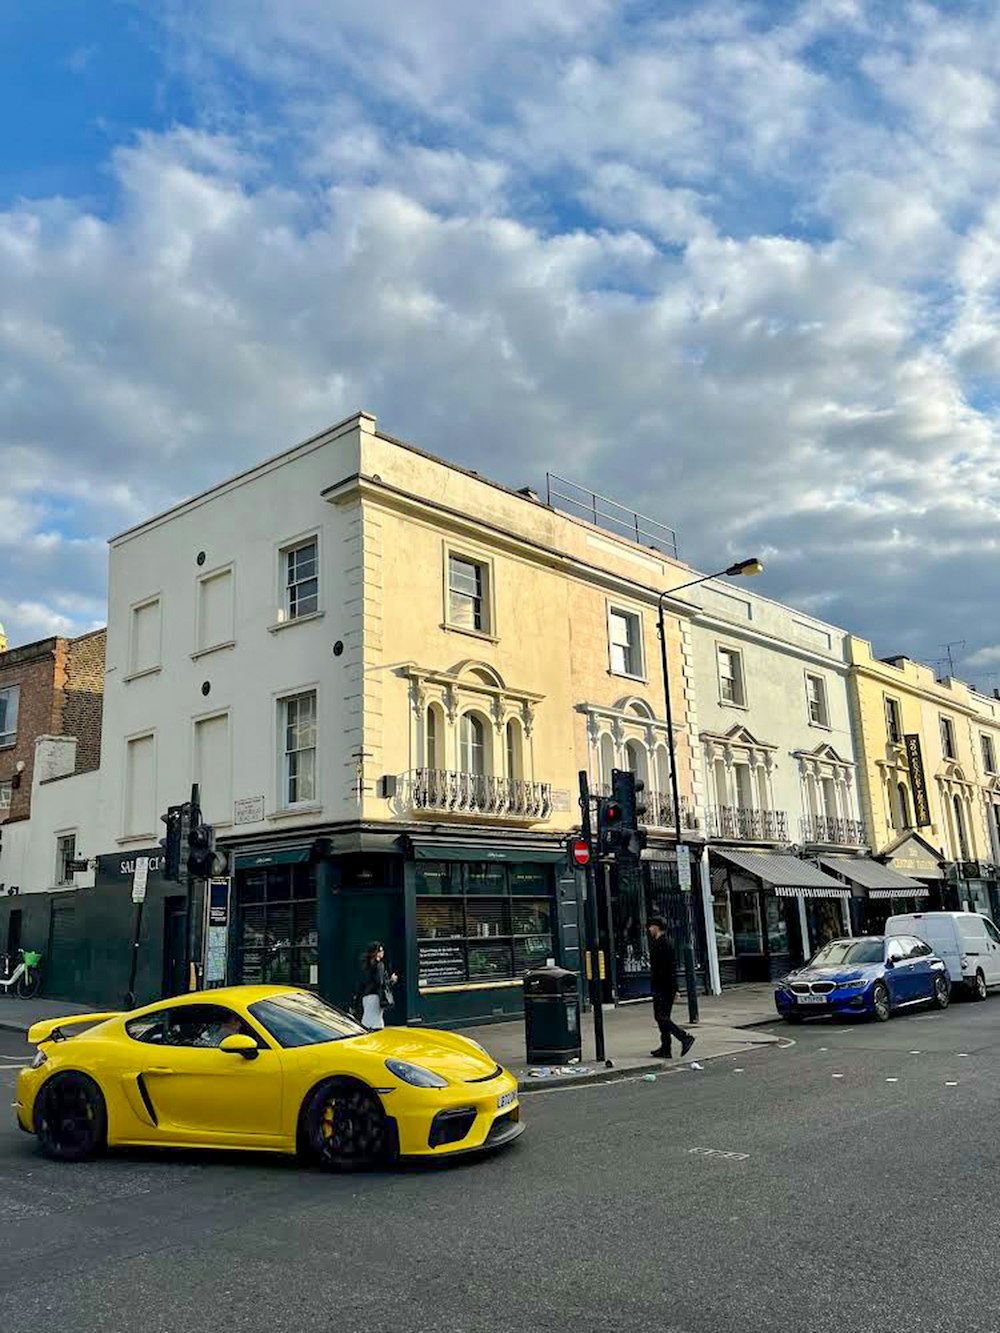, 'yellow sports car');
15,985,523,1167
